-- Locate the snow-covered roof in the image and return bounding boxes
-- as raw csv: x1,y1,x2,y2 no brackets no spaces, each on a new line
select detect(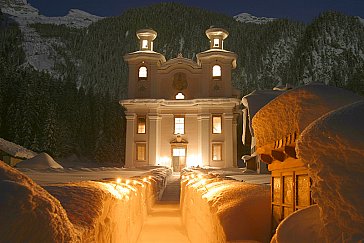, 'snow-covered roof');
296,101,364,242
0,138,37,159
16,152,63,169
252,83,363,148
242,89,284,136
